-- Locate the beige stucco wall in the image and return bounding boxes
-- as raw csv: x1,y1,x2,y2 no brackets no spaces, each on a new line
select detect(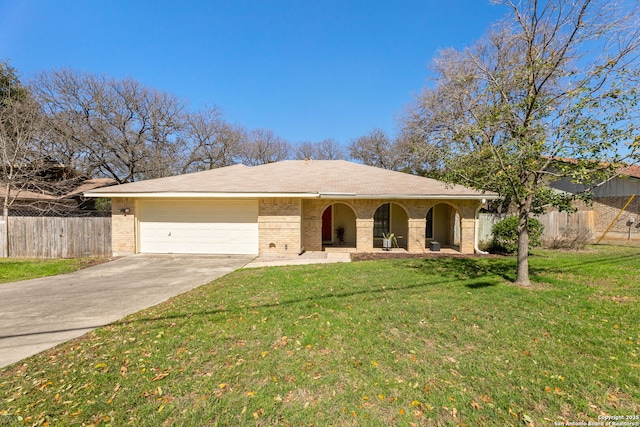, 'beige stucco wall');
111,197,136,256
